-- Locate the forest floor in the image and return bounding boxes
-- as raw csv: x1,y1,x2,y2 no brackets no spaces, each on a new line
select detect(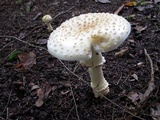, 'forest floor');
0,0,160,120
